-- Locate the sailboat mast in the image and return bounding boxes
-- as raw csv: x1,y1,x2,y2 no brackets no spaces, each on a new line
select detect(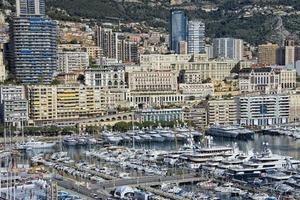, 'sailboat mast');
4,126,6,150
